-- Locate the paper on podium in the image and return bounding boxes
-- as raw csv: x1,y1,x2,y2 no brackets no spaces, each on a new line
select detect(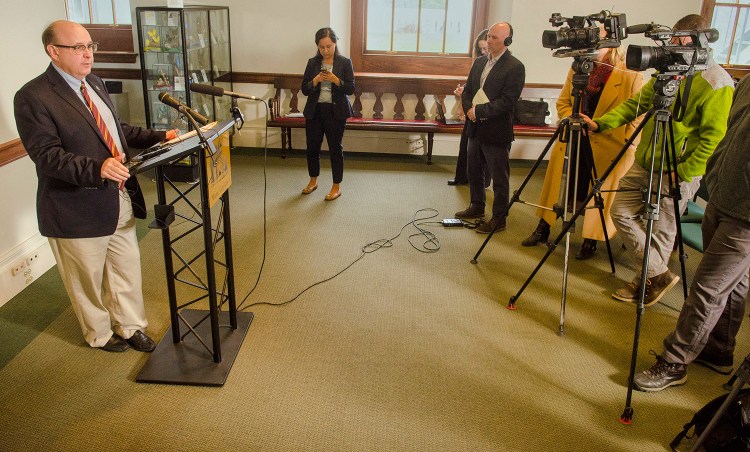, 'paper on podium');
472,88,489,106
